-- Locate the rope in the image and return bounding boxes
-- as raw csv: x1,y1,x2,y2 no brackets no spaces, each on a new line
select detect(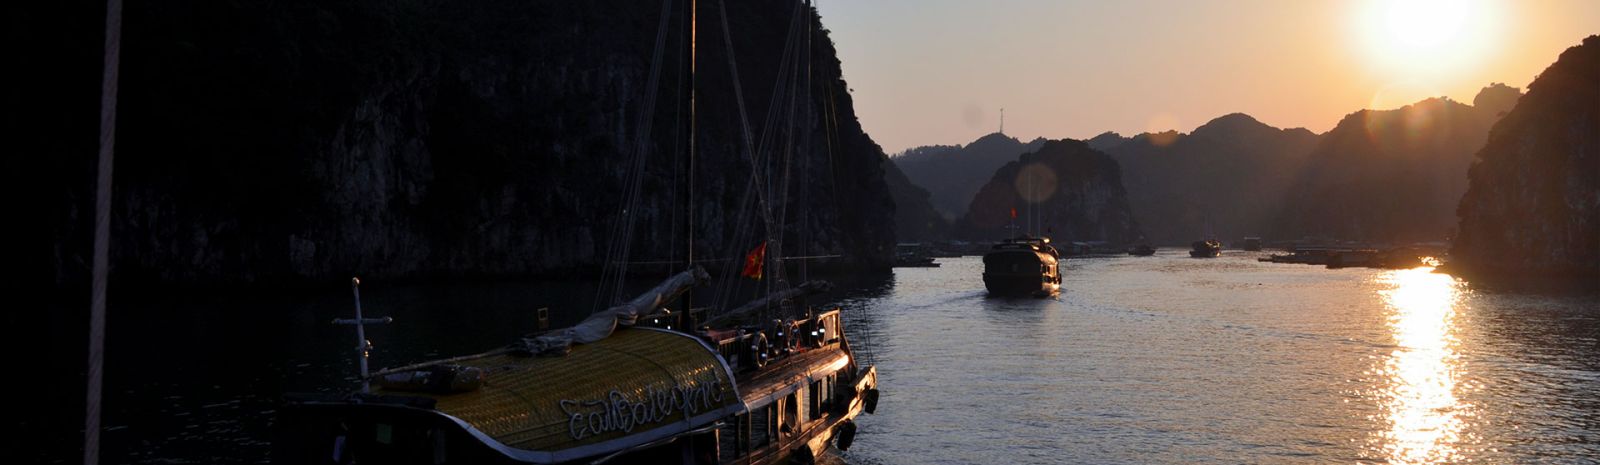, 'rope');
85,0,123,463
594,0,676,313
